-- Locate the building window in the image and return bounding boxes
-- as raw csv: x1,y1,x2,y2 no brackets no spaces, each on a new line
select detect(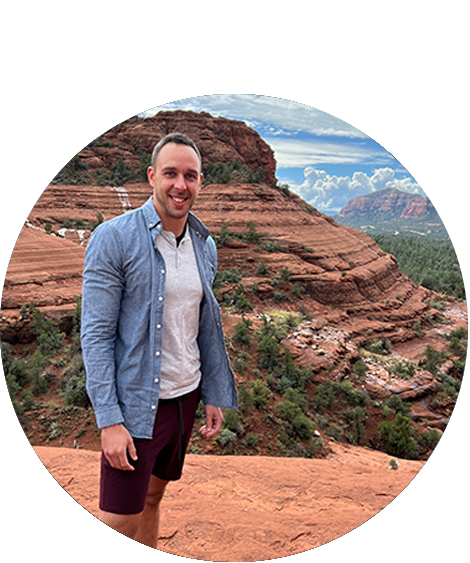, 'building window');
5,131,20,164
24,131,39,166
24,94,39,111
